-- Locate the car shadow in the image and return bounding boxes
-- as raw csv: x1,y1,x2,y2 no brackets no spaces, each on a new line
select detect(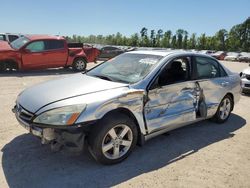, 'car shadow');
0,68,76,77
1,113,246,188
